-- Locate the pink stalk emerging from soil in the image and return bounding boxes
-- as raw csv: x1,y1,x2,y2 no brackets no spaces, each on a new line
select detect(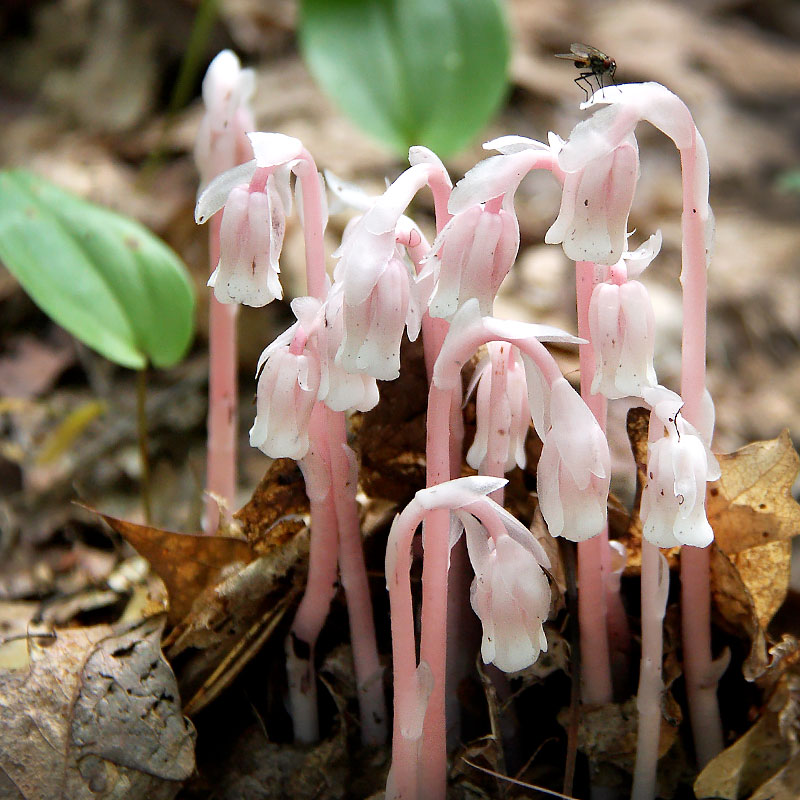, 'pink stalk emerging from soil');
195,51,255,534
385,477,551,800
560,83,722,763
